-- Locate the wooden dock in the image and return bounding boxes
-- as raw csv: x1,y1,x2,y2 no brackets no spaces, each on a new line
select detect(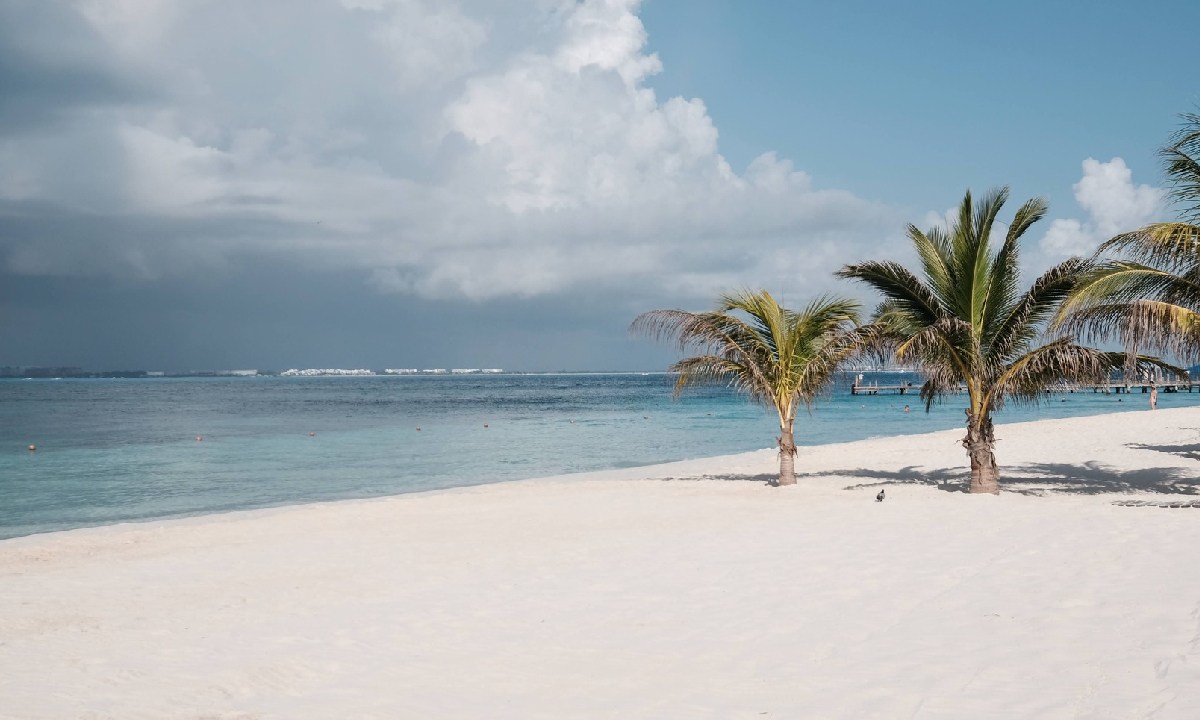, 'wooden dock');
851,382,922,396
850,381,1197,396
1066,382,1197,394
